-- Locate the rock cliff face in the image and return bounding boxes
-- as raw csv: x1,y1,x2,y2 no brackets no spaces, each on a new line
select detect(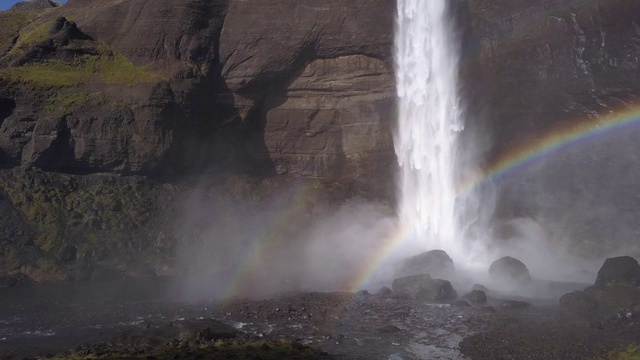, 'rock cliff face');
0,0,396,182
0,0,639,282
462,0,640,254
